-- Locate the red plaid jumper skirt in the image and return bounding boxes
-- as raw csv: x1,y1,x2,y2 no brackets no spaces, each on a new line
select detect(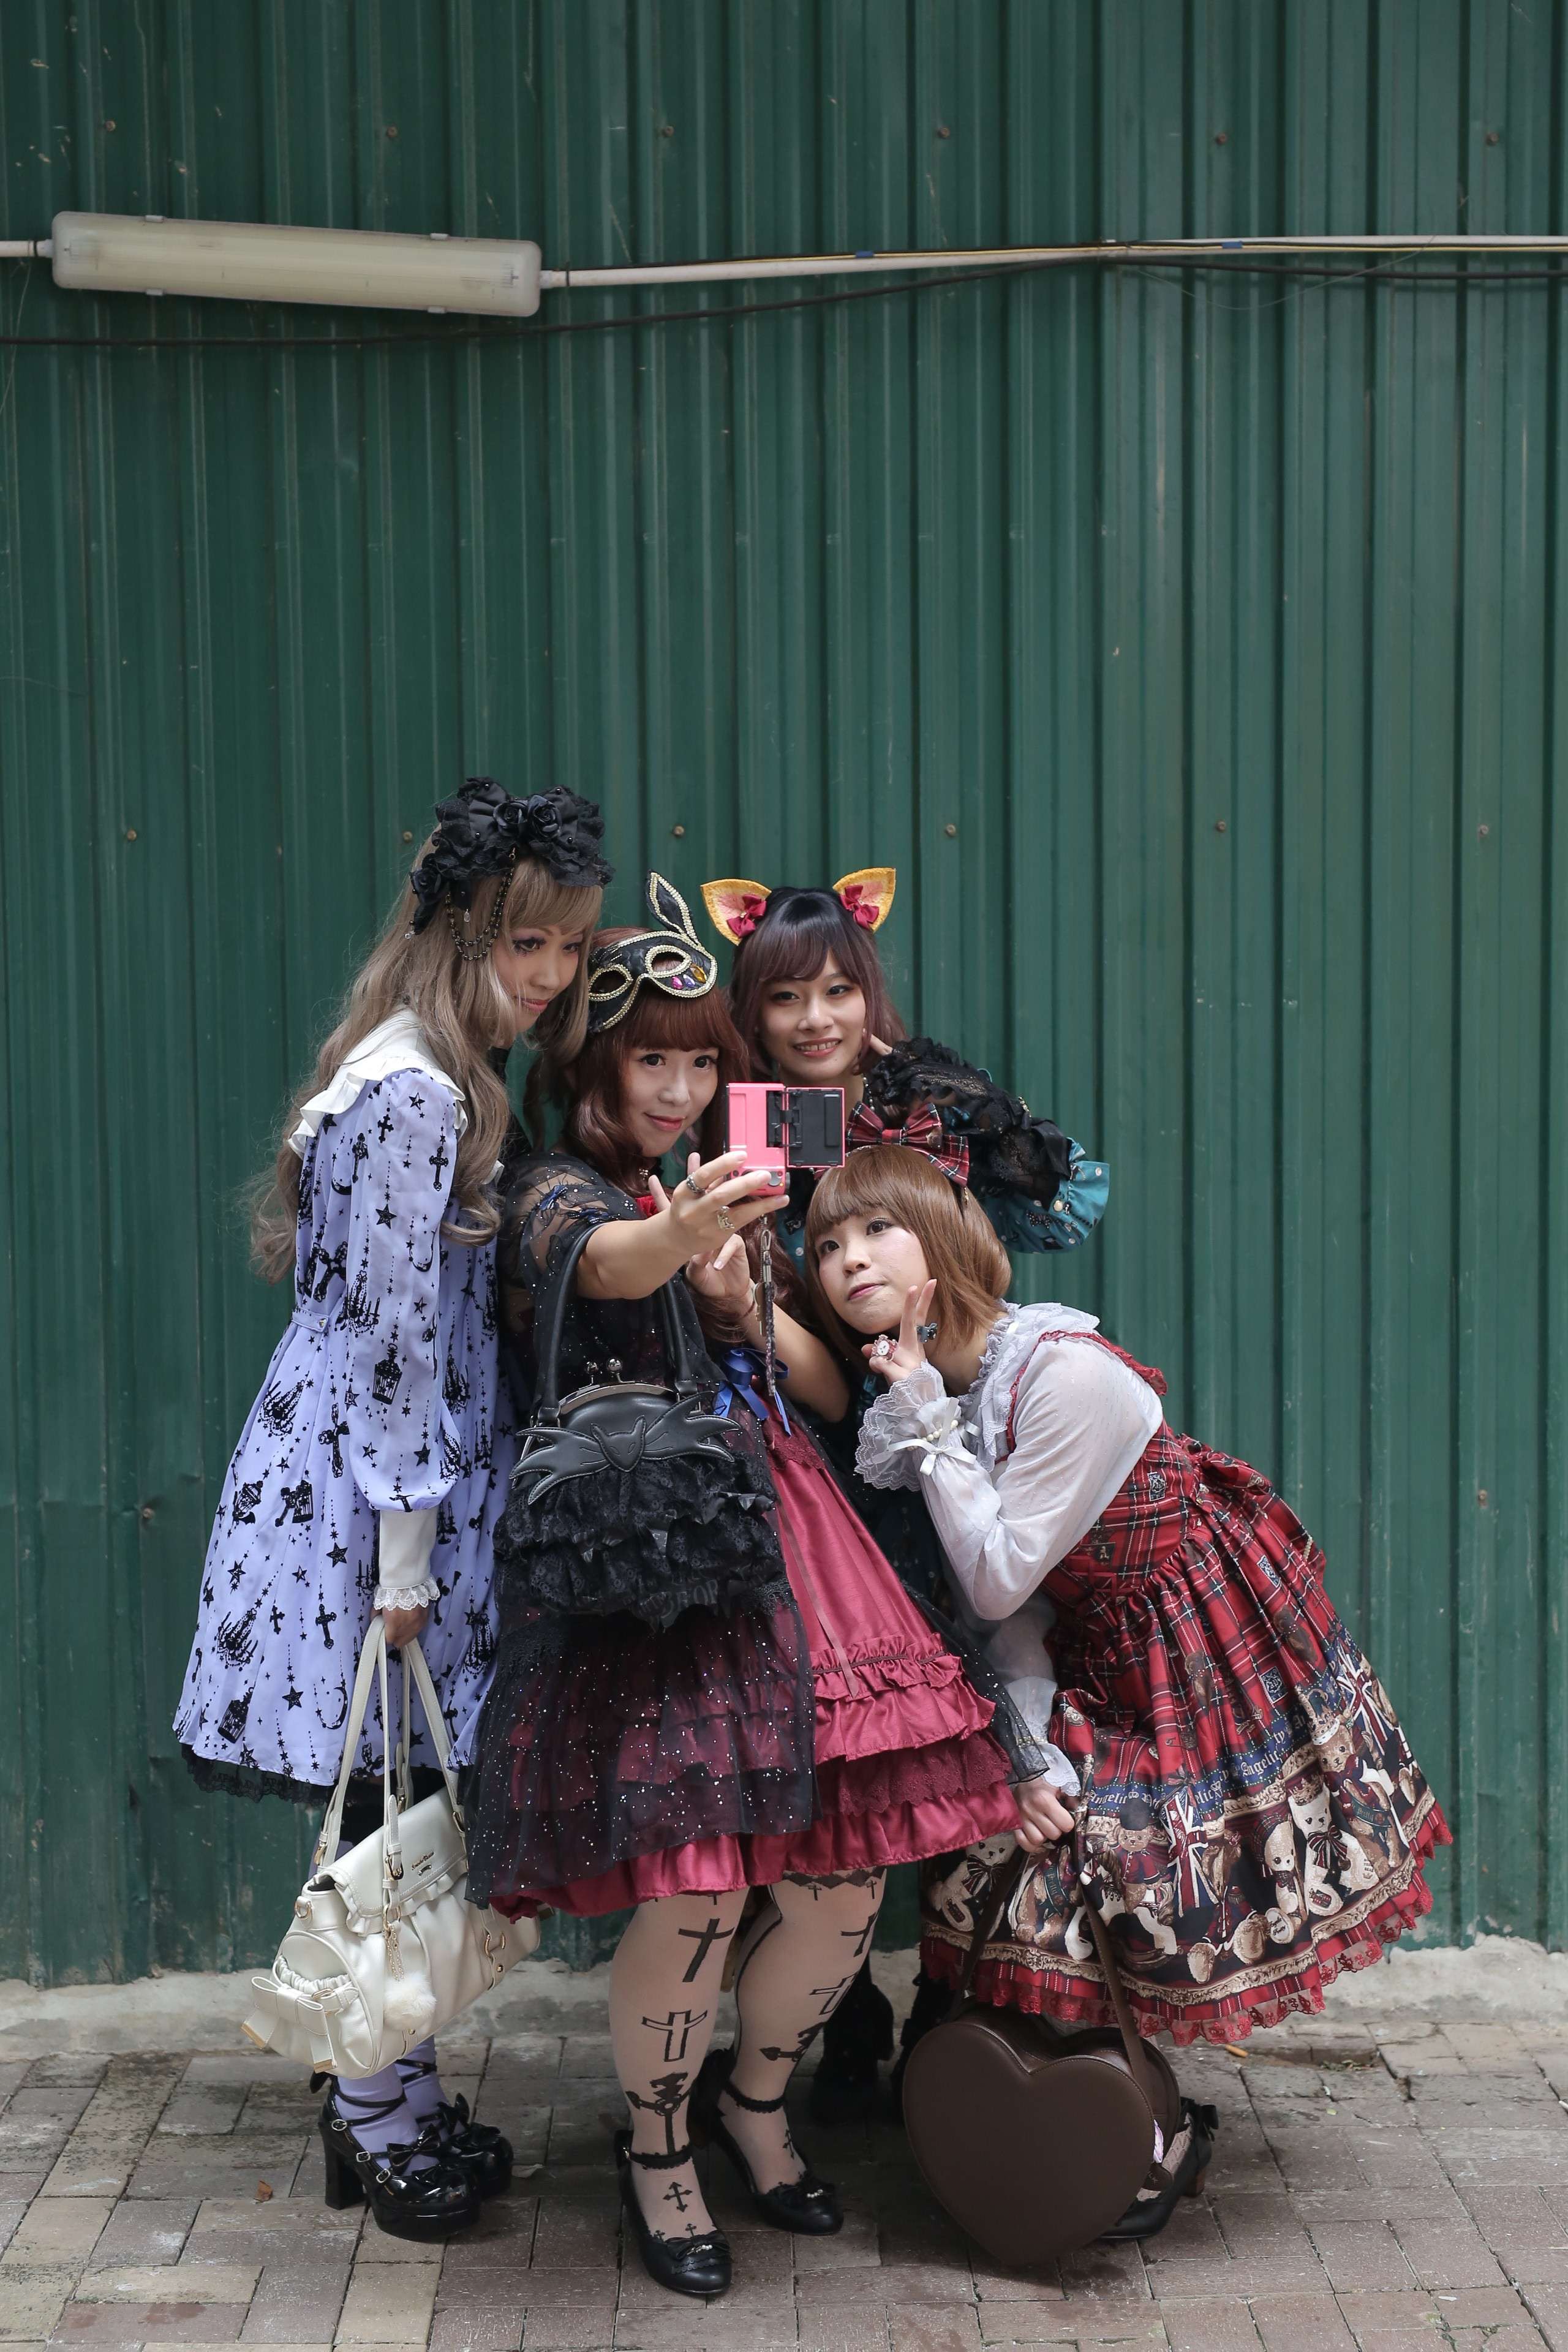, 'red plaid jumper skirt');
921,1329,1450,2045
